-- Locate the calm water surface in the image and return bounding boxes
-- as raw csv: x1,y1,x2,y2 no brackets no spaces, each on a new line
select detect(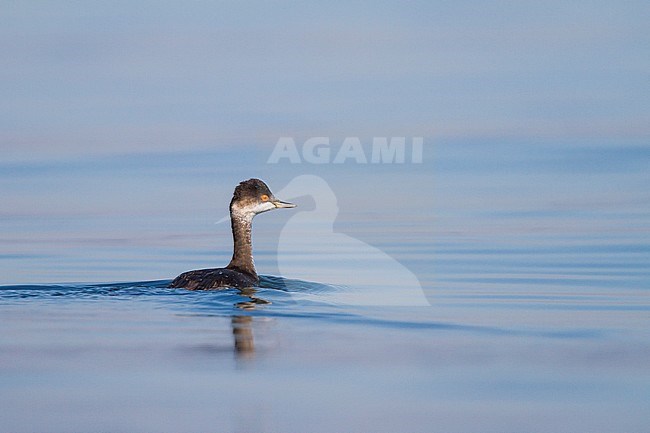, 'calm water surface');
1,143,649,432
